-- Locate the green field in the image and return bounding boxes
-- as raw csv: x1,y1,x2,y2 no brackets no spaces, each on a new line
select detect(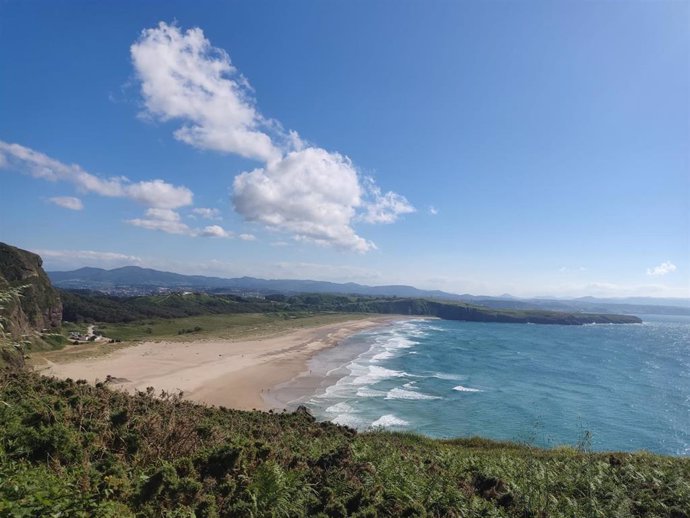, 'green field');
94,312,372,342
